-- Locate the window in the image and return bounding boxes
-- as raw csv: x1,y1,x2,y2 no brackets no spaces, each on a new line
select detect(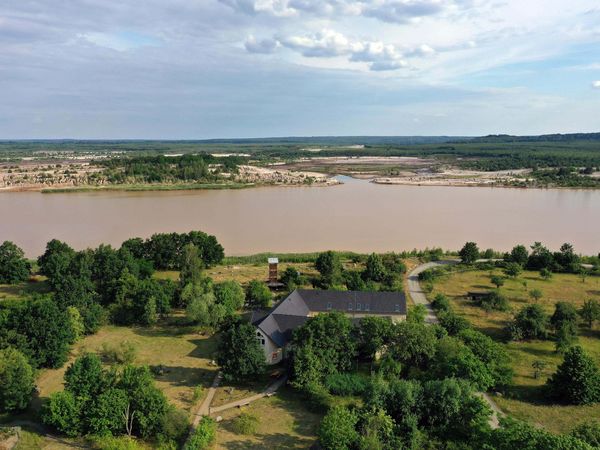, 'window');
394,304,400,312
327,302,332,310
364,304,370,311
261,339,265,345
356,303,361,311
348,302,353,311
